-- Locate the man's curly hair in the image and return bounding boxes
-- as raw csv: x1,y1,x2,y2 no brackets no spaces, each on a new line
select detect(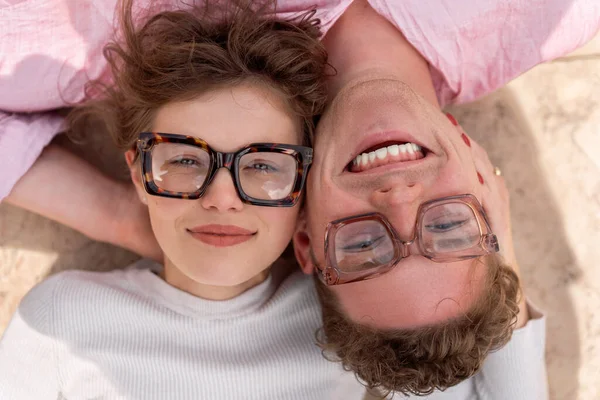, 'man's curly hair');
314,254,521,396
